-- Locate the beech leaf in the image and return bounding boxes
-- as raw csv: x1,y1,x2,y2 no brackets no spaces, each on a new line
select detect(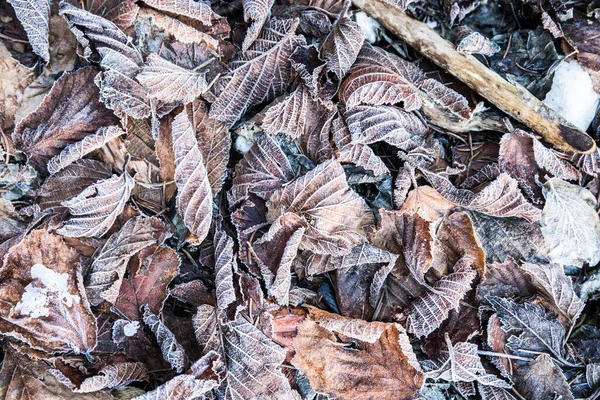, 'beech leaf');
143,306,189,372
7,0,50,62
242,0,275,52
